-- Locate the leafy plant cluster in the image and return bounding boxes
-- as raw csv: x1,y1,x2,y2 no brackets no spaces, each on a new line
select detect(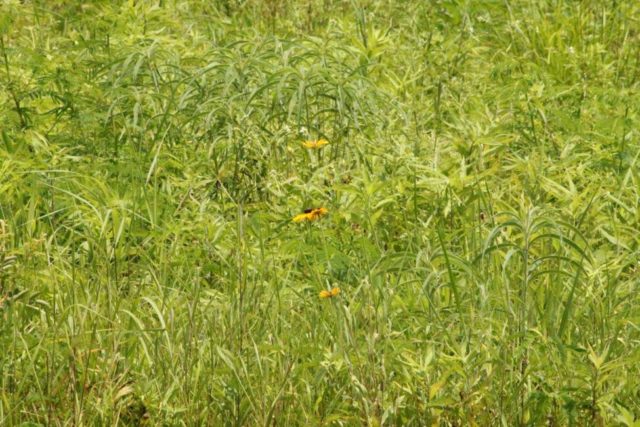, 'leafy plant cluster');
1,0,639,425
